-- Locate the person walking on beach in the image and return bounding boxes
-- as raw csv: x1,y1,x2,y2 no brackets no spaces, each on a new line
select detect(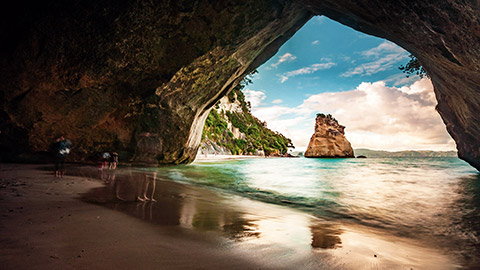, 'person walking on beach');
101,152,111,169
53,136,72,178
135,171,157,202
109,152,119,169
